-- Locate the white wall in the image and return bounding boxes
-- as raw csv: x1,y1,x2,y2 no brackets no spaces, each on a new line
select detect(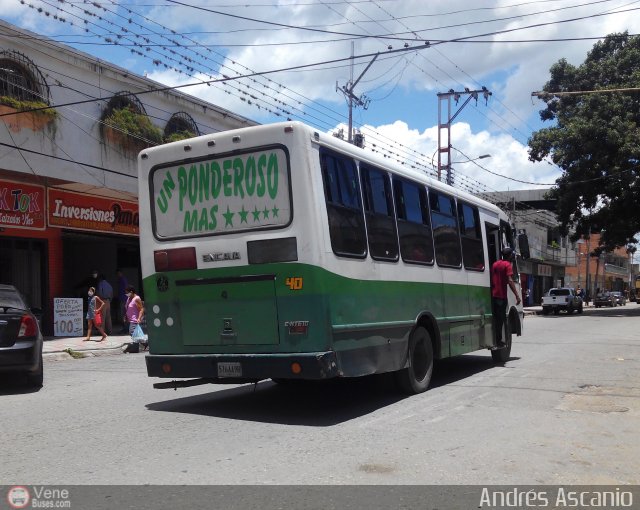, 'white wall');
0,20,255,194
